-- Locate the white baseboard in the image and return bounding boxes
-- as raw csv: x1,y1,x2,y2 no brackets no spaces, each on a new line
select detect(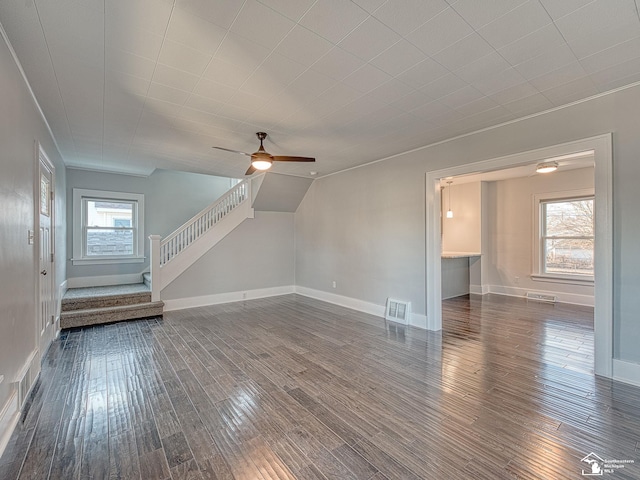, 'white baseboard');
56,279,67,331
612,359,640,387
0,390,19,461
469,284,489,295
67,273,143,288
294,286,428,330
163,285,295,311
484,284,594,307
